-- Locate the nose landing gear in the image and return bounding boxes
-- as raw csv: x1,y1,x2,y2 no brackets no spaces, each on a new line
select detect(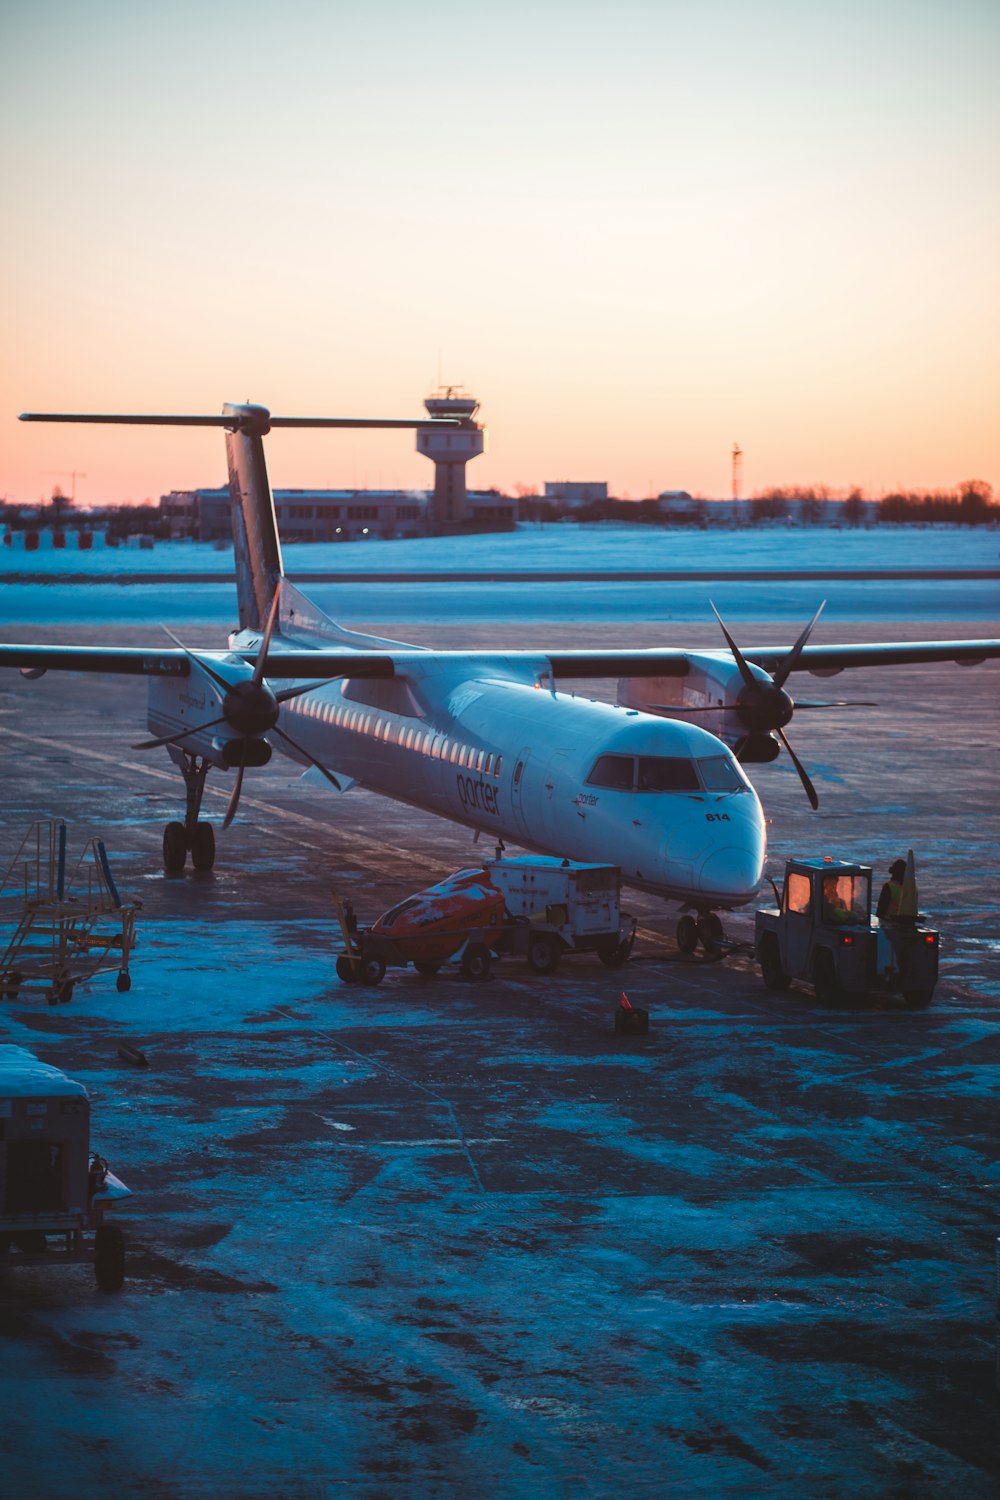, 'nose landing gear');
676,910,725,955
162,752,217,874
